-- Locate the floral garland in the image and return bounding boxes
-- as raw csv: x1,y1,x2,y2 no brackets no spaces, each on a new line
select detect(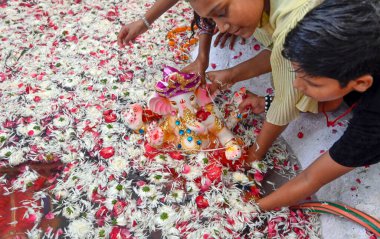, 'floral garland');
0,1,320,238
167,26,199,62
